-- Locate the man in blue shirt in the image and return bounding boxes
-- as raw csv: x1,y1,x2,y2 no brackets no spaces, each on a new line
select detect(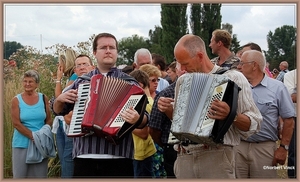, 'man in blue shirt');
236,50,295,178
